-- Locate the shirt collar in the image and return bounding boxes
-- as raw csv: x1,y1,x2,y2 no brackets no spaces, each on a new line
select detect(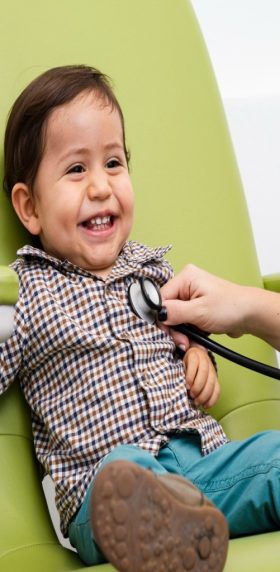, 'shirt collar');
16,241,172,281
